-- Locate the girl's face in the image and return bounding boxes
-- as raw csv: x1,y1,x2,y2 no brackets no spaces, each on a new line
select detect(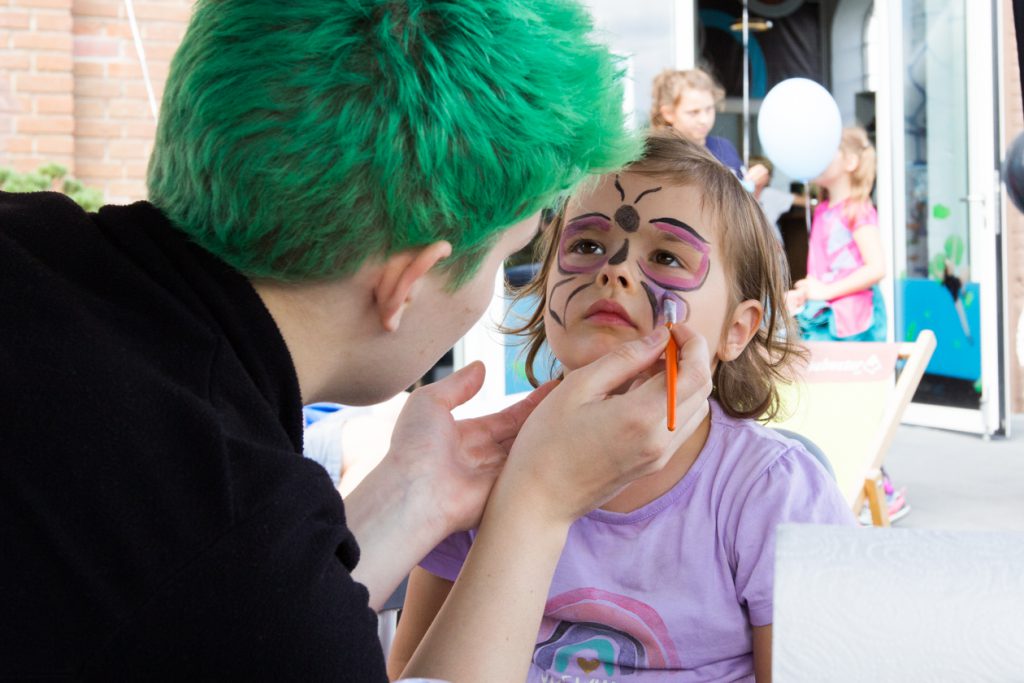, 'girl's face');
544,172,740,375
813,147,857,189
662,89,717,145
